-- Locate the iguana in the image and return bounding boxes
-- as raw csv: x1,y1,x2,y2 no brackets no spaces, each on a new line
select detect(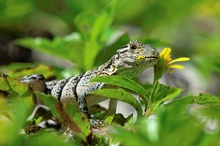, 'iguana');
20,40,159,118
